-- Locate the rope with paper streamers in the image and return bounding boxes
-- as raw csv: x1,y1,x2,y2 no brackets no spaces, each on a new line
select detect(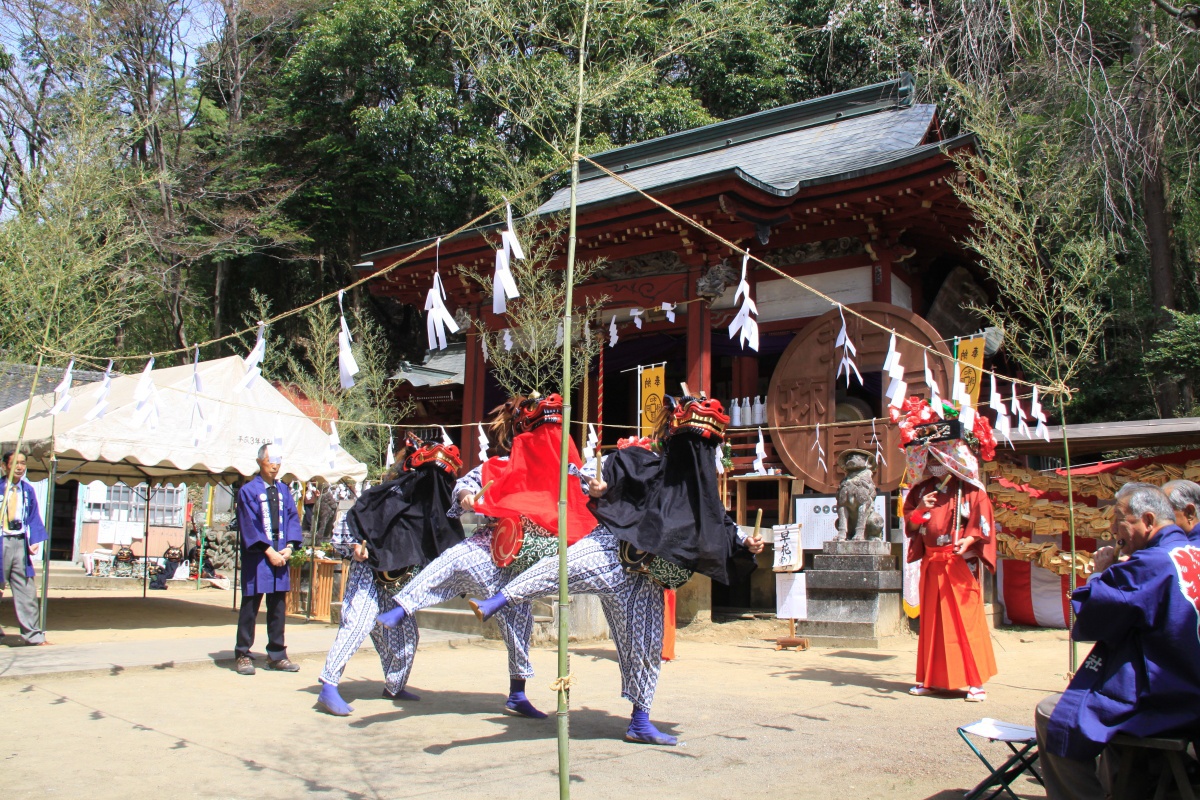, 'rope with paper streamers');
33,166,564,365
576,154,1068,398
